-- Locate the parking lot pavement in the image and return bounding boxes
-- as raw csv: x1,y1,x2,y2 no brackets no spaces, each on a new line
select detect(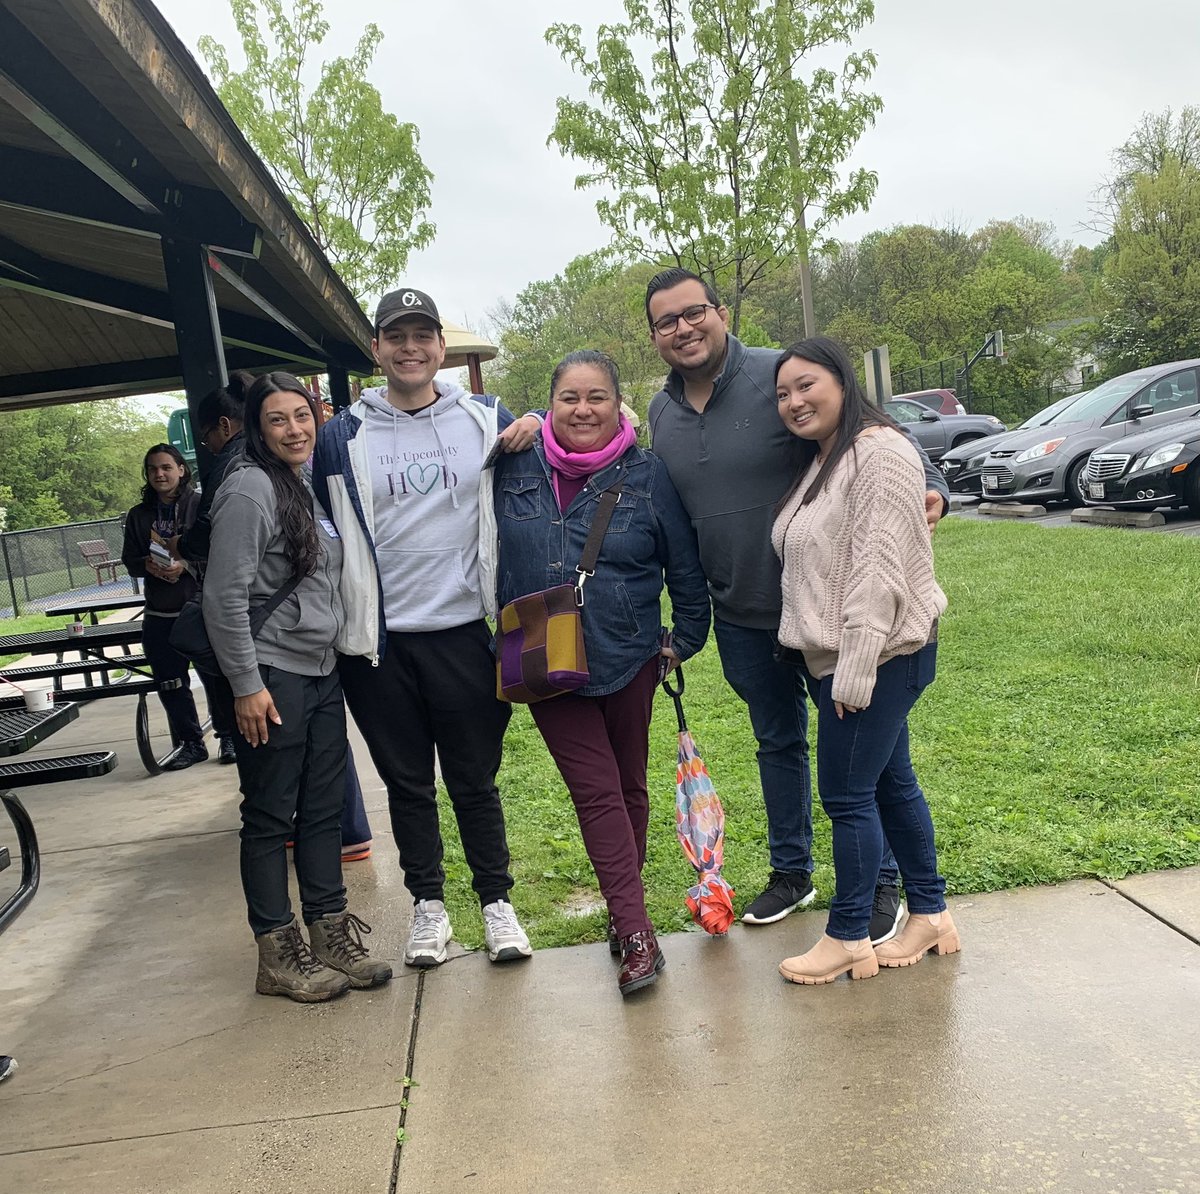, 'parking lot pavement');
951,496,1200,536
